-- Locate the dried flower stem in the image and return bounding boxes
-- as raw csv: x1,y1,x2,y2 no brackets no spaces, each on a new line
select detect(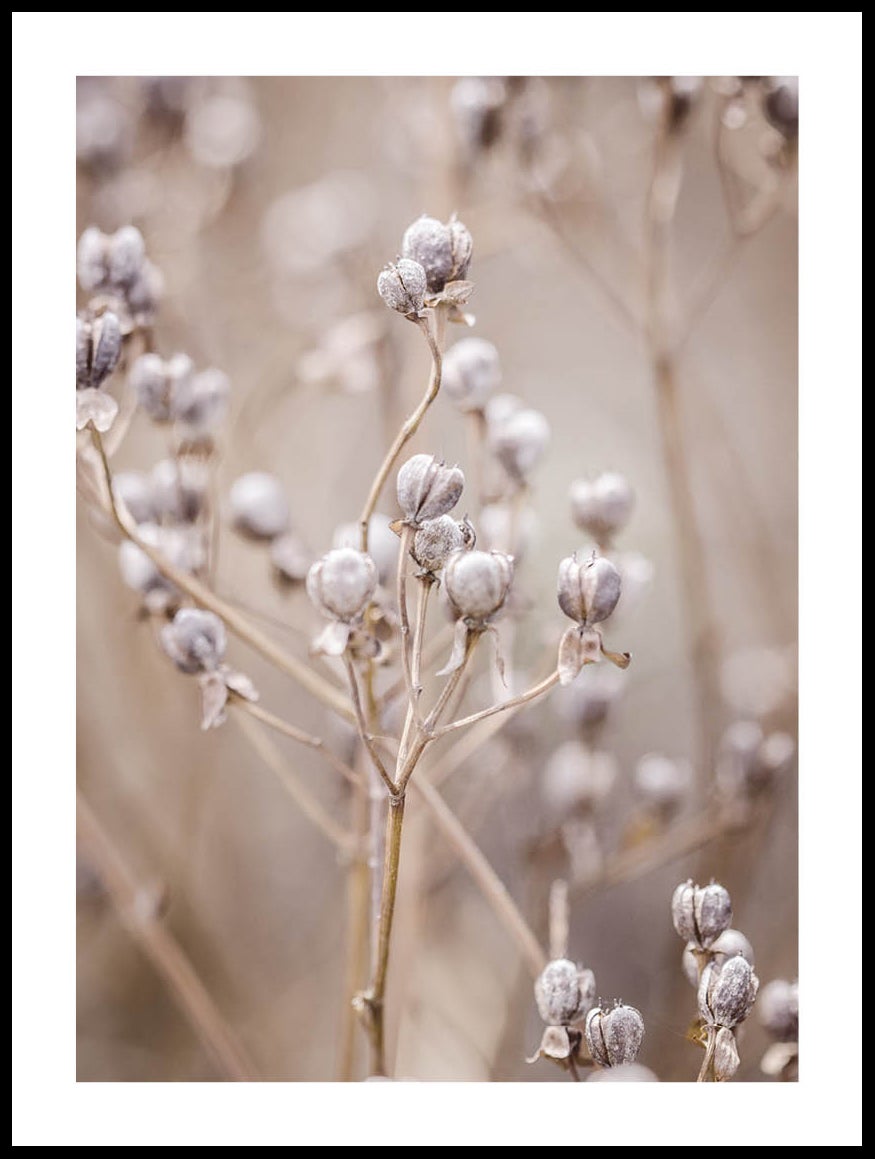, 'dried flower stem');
358,307,446,552
697,1030,717,1082
77,791,258,1082
232,709,354,854
433,669,561,739
88,428,353,722
413,776,547,979
342,653,396,796
645,127,722,784
232,696,361,789
548,878,570,960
